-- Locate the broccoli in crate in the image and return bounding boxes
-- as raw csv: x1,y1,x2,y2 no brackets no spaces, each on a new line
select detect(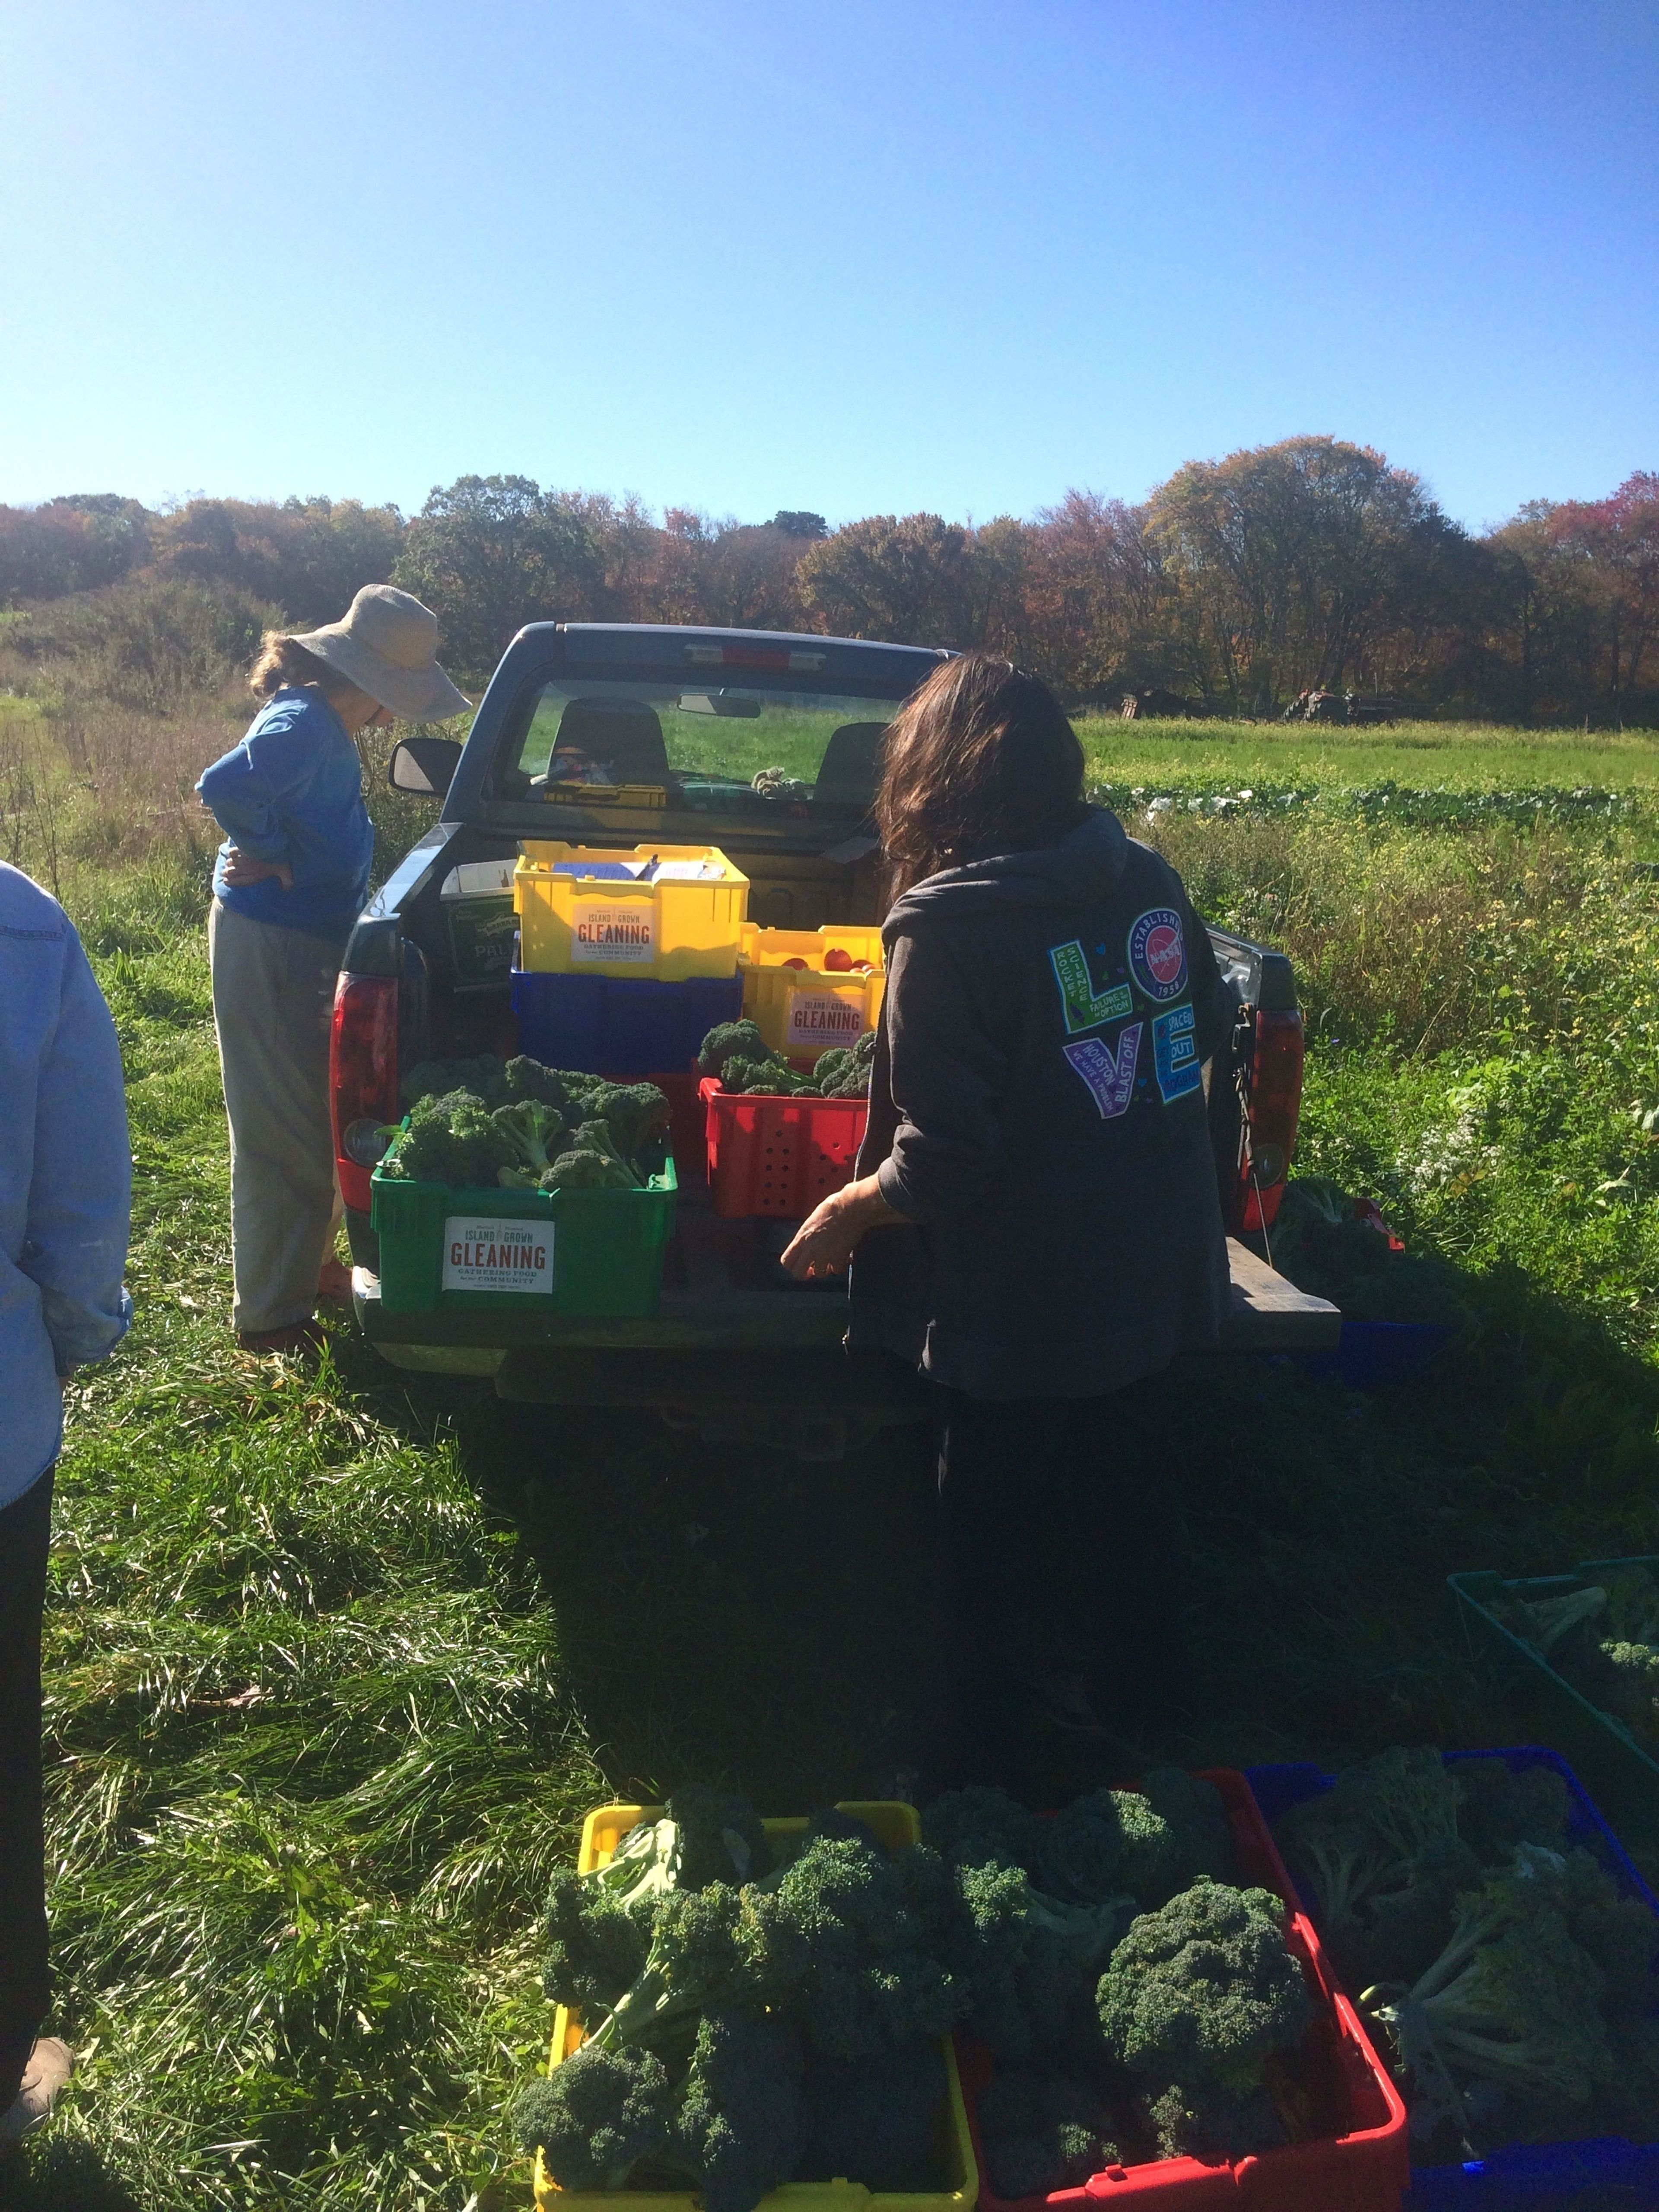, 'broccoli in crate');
698,1020,875,1100
379,1052,669,1191
1271,1745,1659,2159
